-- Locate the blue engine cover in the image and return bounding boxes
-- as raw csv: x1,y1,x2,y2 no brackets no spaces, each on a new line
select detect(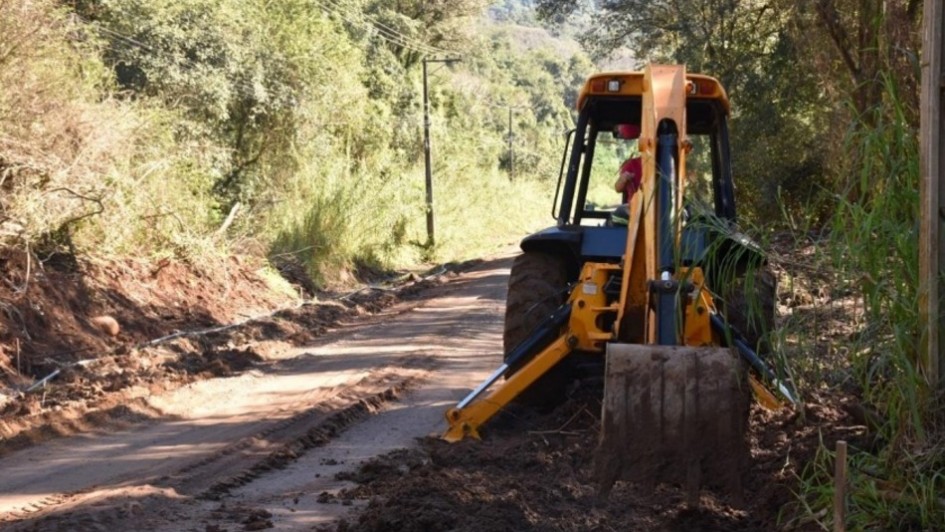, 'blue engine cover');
521,223,710,265
580,226,627,259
